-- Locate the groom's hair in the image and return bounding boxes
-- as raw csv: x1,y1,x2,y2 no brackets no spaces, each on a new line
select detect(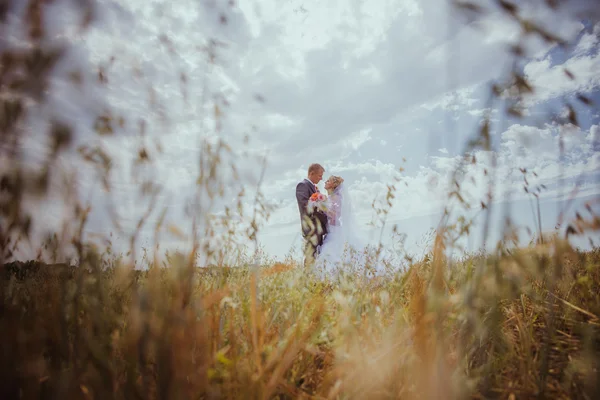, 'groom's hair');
308,163,324,175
